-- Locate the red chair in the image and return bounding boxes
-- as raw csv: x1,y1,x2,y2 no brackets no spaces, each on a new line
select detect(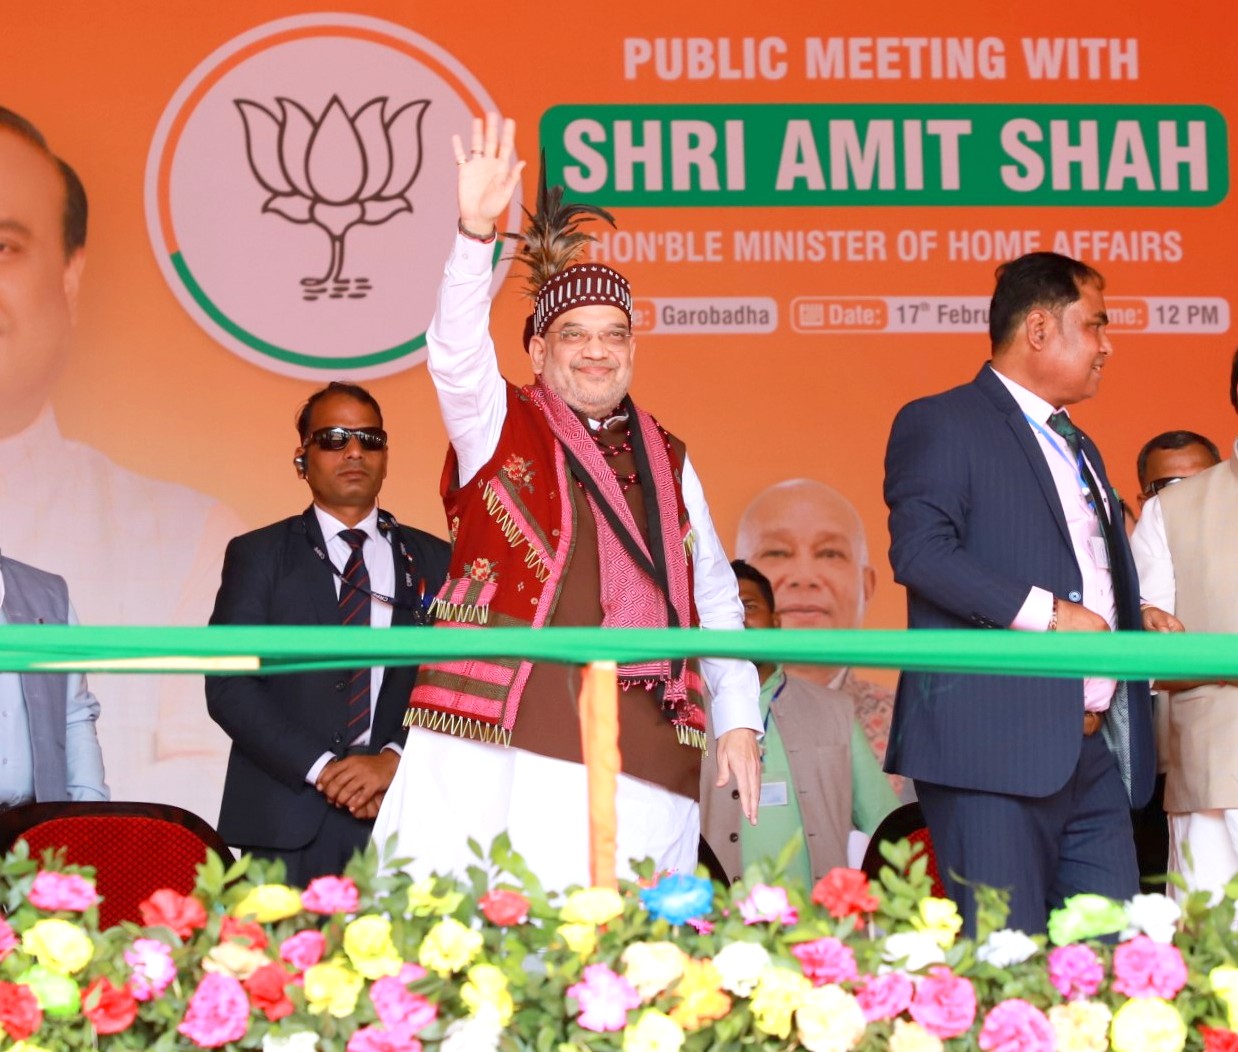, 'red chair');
861,802,948,899
0,802,233,929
